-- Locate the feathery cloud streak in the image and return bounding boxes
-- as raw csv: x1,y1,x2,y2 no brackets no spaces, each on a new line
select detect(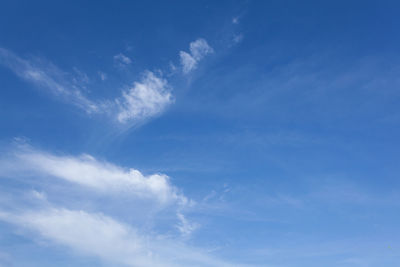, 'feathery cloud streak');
114,53,132,66
0,142,241,266
5,145,187,205
0,38,213,125
0,207,235,267
0,47,99,113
